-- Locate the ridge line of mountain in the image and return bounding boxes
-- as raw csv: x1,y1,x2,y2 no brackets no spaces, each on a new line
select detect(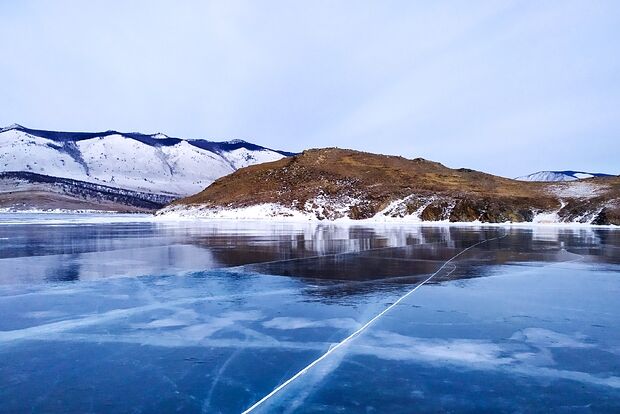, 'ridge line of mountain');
0,124,296,156
0,124,295,199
